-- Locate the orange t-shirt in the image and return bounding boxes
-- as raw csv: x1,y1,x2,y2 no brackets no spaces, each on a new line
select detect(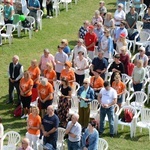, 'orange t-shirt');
28,66,40,85
28,113,41,135
60,69,75,87
37,82,54,100
112,81,126,95
43,69,56,86
90,76,104,89
20,78,33,97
